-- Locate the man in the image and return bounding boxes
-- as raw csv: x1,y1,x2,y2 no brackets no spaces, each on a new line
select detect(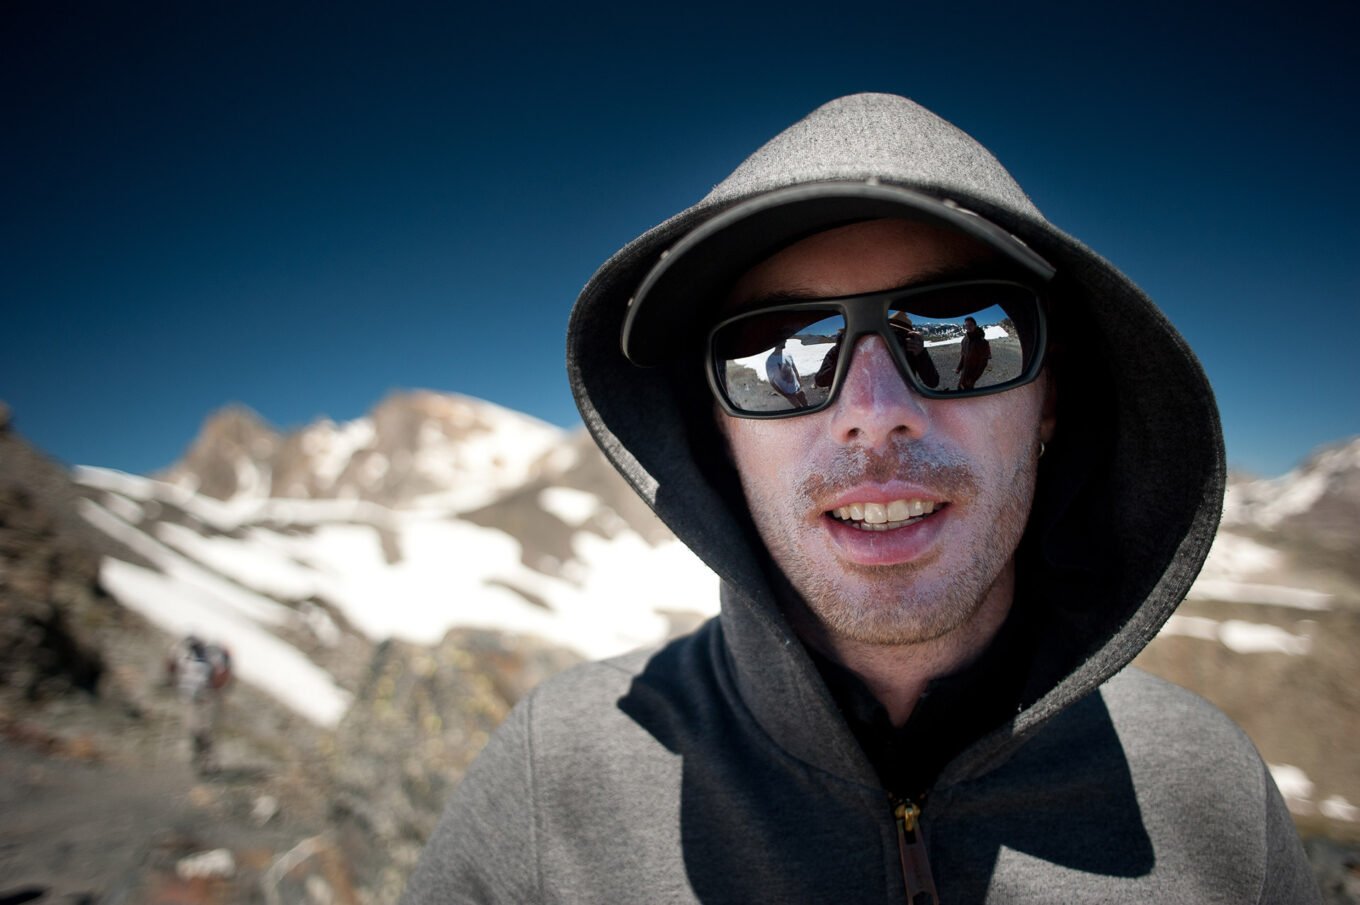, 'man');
166,634,232,774
765,339,810,408
955,315,991,390
404,94,1318,902
888,312,940,389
